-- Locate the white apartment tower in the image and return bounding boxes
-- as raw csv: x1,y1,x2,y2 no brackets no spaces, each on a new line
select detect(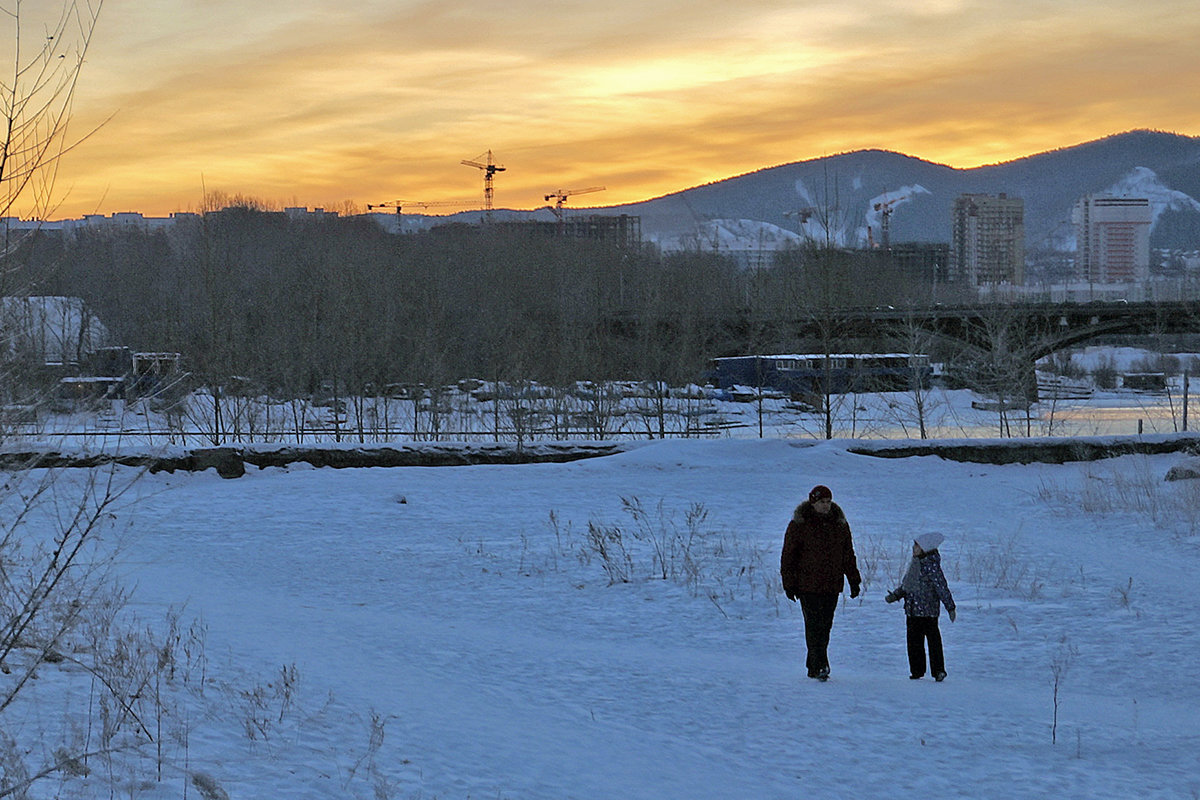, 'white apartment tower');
1072,195,1152,283
951,193,1025,285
